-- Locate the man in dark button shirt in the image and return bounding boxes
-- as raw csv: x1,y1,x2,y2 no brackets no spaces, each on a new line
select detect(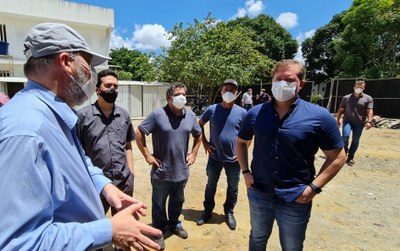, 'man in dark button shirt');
77,69,135,221
237,59,346,251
